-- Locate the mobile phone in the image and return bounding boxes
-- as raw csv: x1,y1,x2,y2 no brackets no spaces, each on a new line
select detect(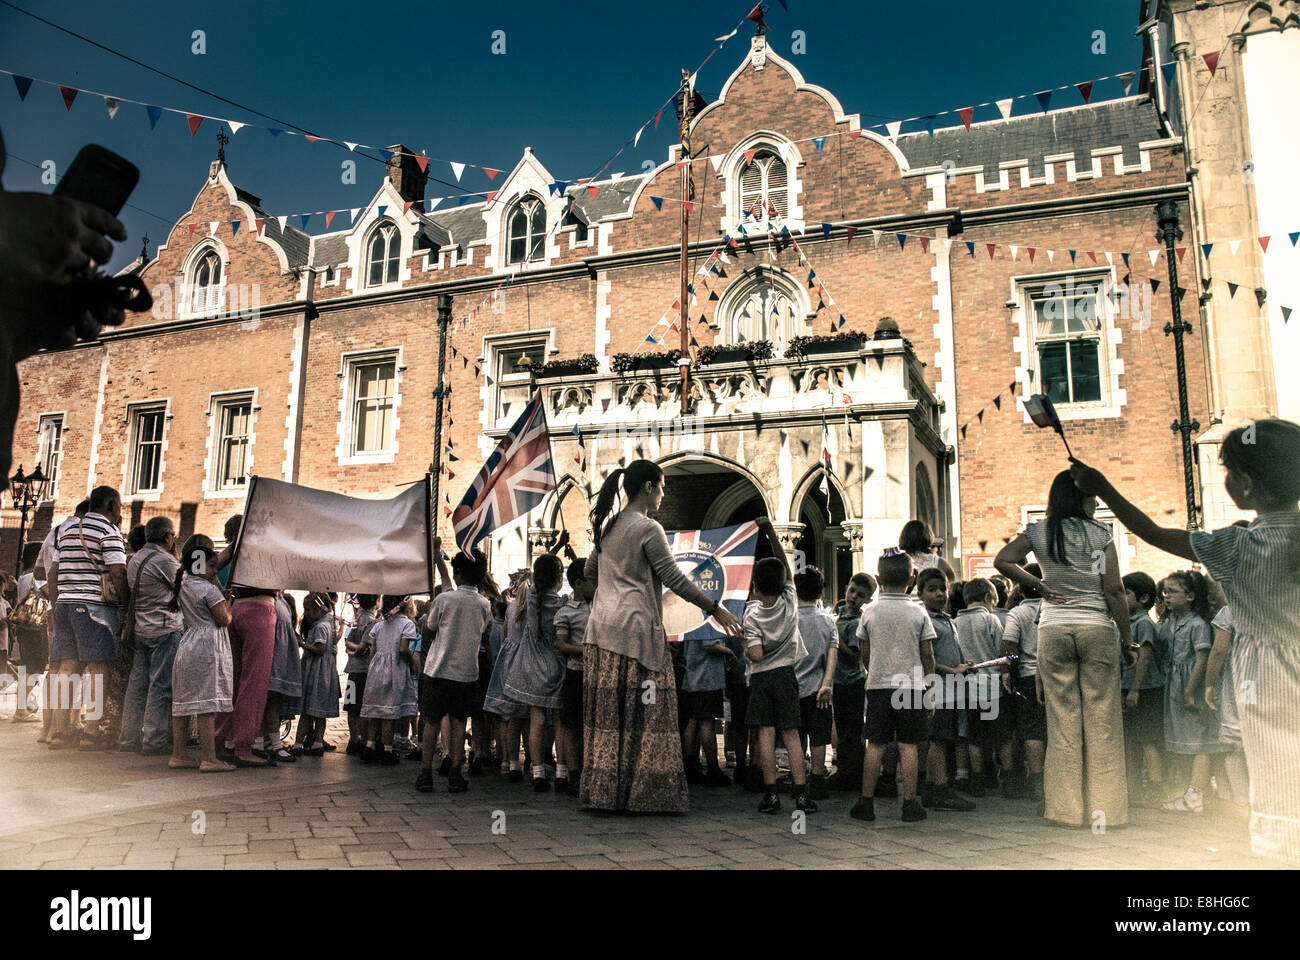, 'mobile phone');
53,144,139,216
